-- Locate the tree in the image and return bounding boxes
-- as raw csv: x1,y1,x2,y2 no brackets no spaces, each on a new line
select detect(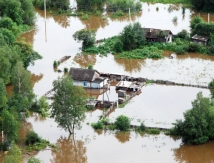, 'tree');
170,92,214,144
10,61,34,112
0,78,7,110
51,76,88,134
20,0,36,25
190,16,204,31
2,109,19,142
3,142,22,163
114,115,130,131
73,29,96,49
119,22,145,51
